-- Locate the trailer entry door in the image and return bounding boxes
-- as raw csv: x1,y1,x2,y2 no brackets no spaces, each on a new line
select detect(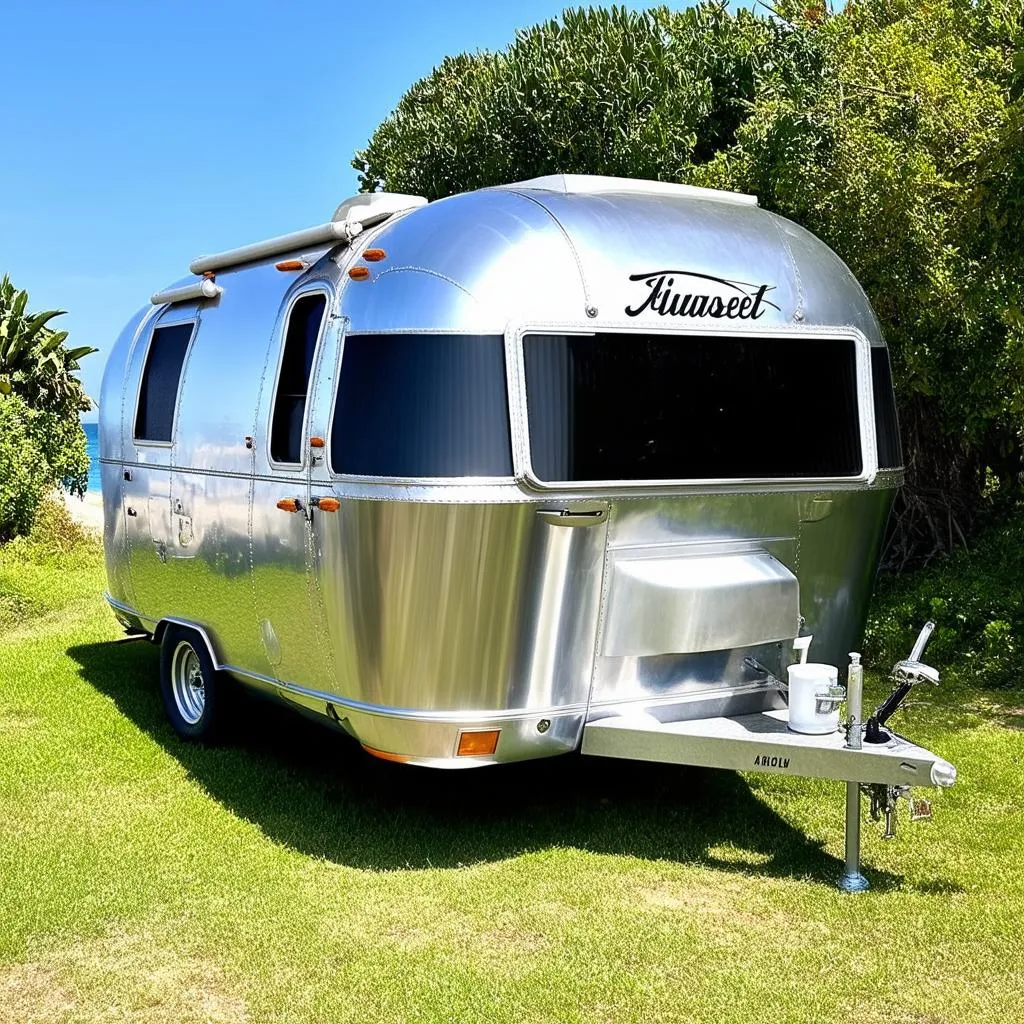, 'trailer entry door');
123,312,198,618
